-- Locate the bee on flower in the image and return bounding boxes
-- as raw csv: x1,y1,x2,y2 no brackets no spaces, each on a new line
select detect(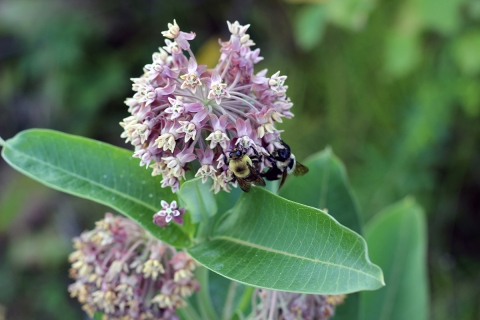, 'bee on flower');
121,20,304,193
